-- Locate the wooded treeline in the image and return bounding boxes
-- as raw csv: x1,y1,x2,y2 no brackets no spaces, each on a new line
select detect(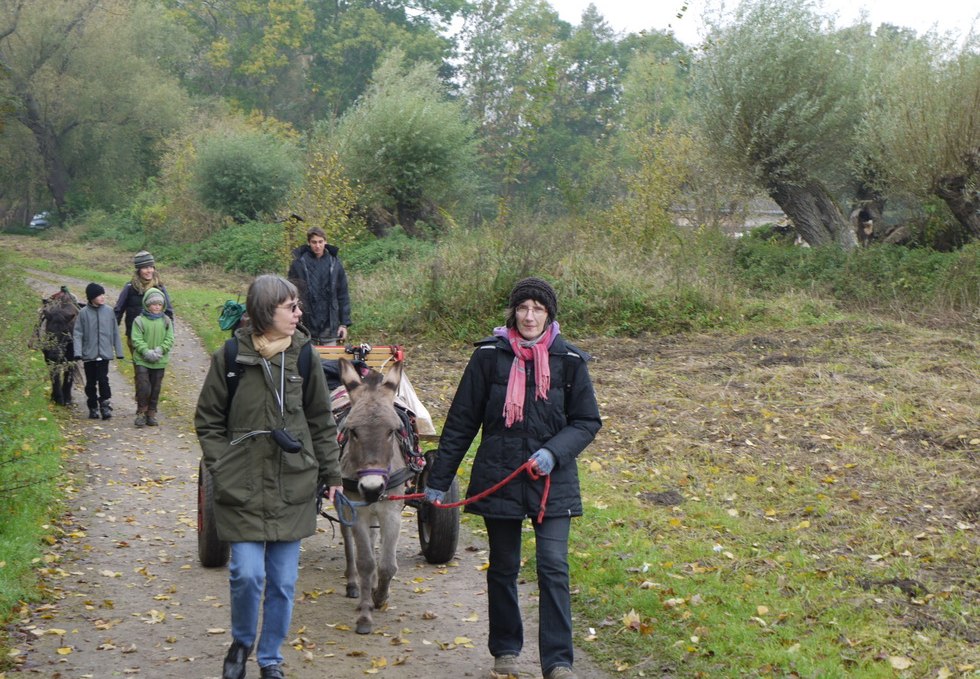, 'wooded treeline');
1,0,977,251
